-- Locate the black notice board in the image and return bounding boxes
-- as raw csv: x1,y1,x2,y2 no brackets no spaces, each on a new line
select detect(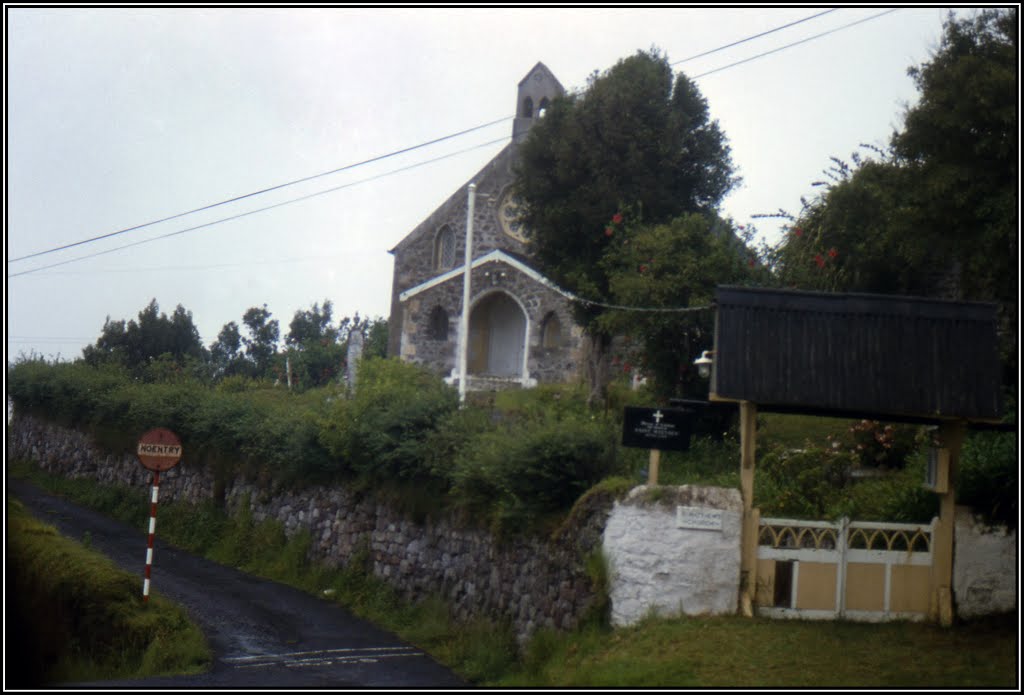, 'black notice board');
622,406,694,452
